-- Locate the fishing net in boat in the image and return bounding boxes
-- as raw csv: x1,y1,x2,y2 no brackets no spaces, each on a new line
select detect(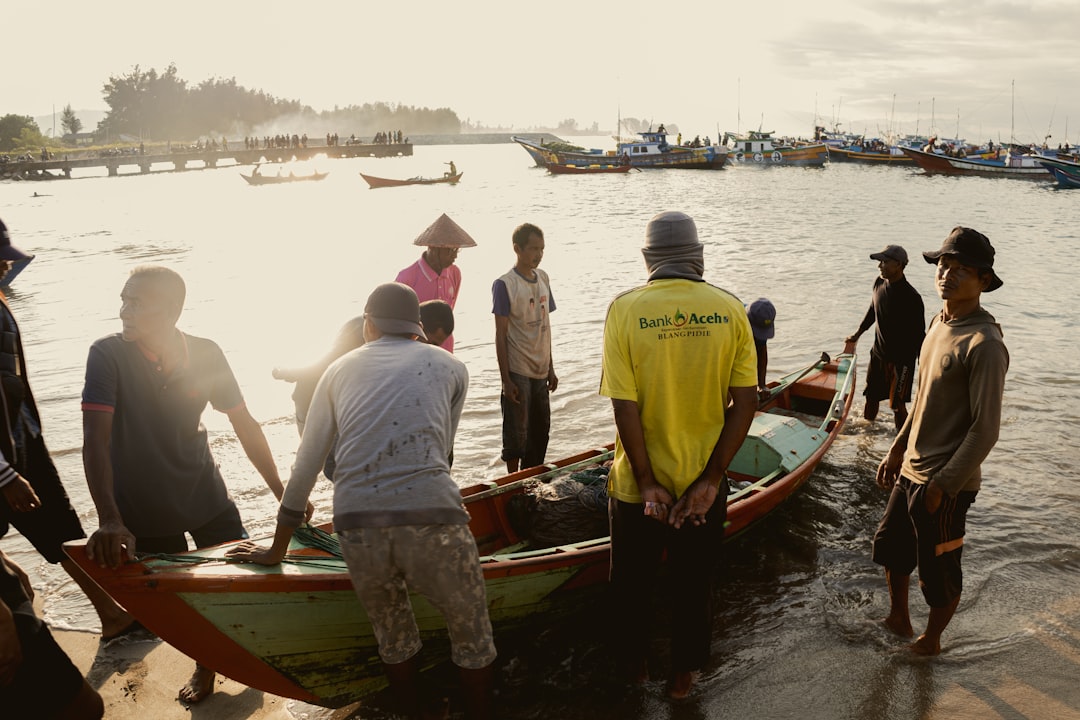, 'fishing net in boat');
507,463,610,548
